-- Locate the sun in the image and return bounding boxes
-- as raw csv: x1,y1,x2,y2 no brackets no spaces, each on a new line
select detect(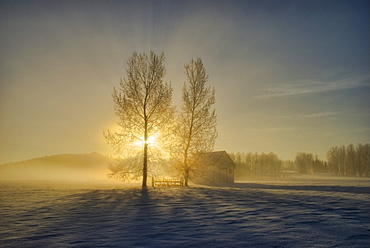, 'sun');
133,135,158,147
146,136,157,146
